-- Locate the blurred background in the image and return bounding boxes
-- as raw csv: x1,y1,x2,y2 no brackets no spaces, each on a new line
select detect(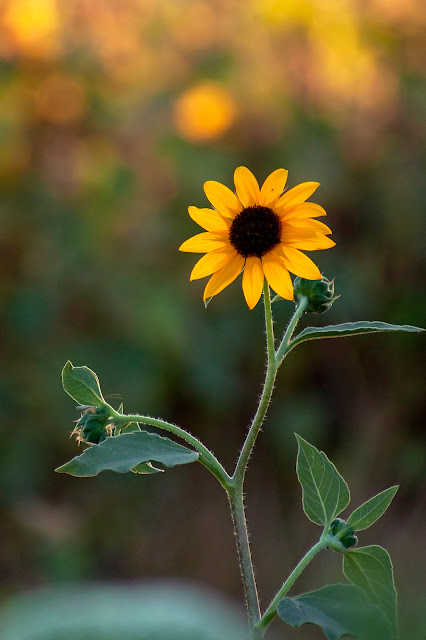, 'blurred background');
0,0,424,638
